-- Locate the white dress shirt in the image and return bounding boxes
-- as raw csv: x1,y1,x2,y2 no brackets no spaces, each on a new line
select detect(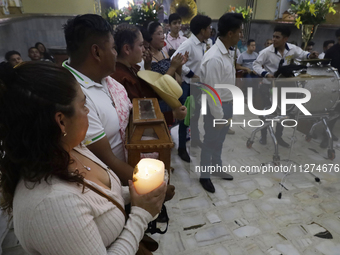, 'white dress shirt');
200,38,236,119
253,43,310,77
172,34,206,83
319,52,325,59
